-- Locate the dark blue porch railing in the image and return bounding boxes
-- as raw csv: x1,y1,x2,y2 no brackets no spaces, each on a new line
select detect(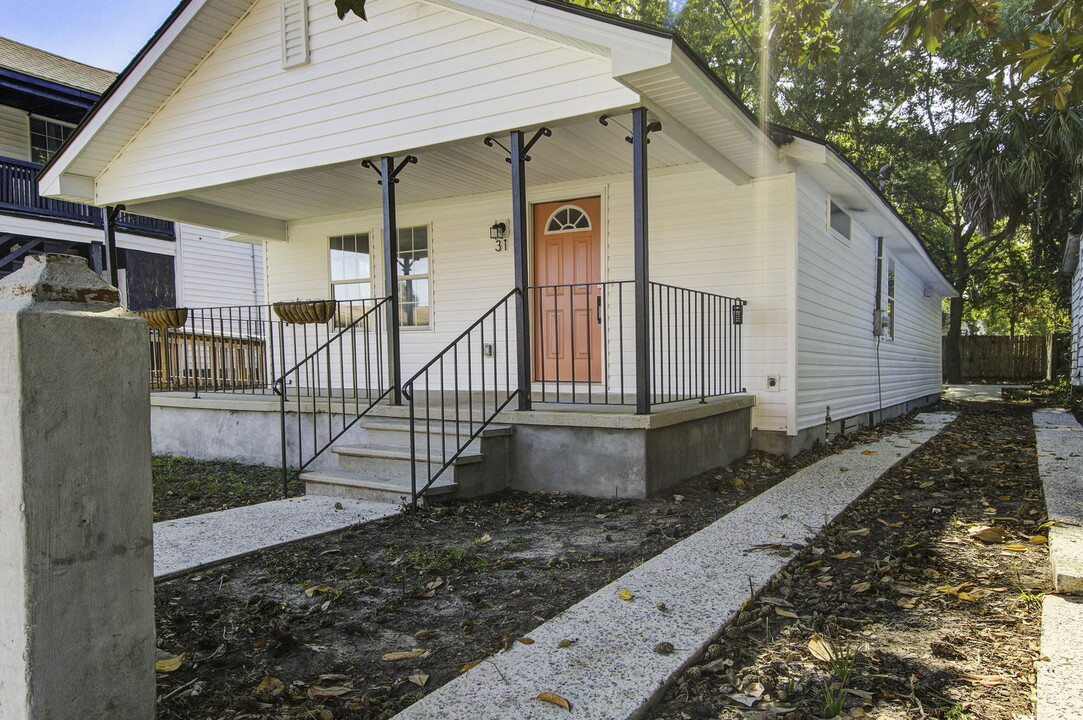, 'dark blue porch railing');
0,156,174,239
